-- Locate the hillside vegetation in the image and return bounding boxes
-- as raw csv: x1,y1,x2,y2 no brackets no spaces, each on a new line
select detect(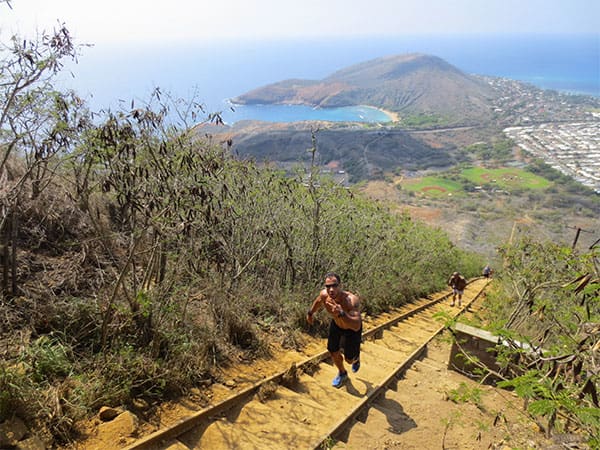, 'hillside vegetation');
221,125,451,182
1,19,598,450
464,236,600,447
0,27,481,447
